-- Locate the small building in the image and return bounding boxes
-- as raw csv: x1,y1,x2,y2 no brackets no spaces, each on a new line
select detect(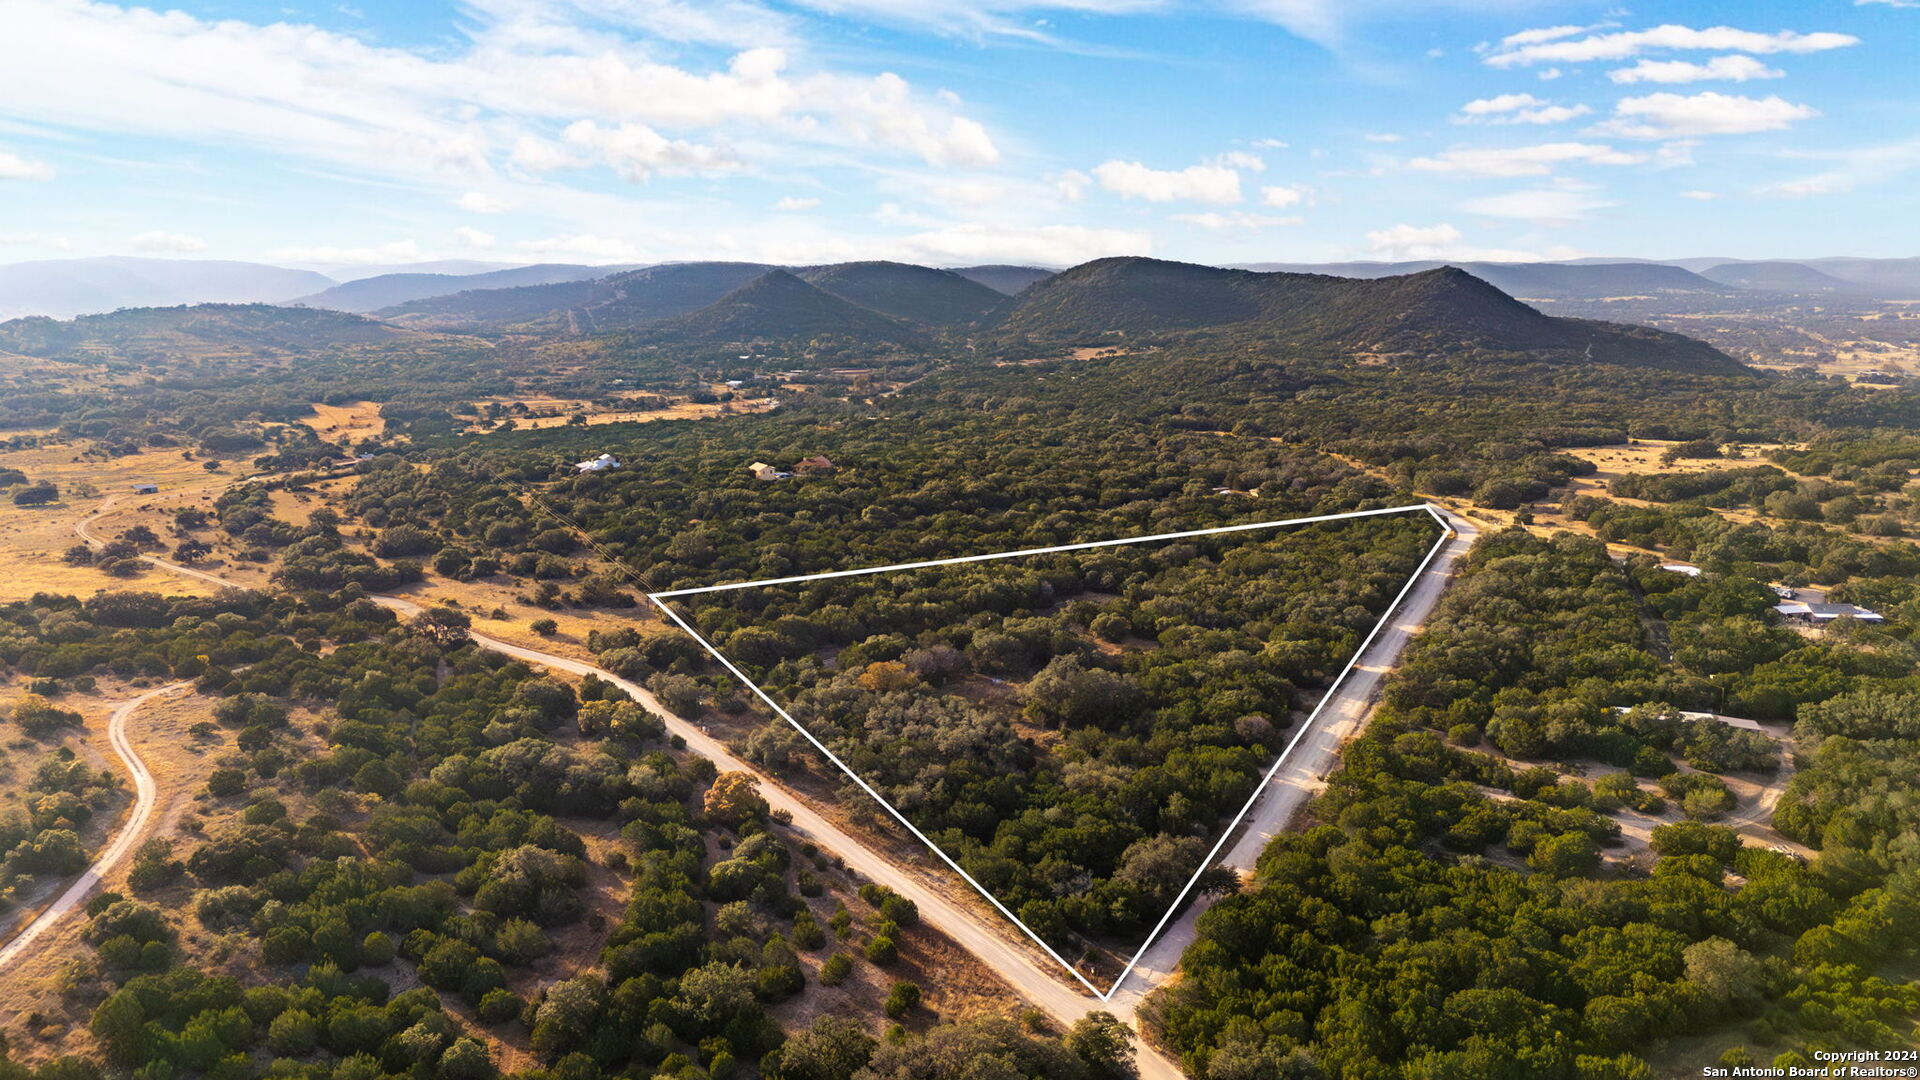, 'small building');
1774,600,1885,624
725,379,746,389
1771,584,1797,600
132,482,159,495
1659,563,1703,578
748,461,780,481
575,453,620,473
794,455,836,475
